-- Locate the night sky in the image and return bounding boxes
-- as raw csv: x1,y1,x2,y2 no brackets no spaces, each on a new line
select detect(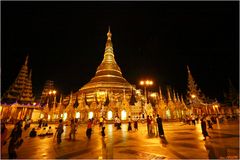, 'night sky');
2,1,239,102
